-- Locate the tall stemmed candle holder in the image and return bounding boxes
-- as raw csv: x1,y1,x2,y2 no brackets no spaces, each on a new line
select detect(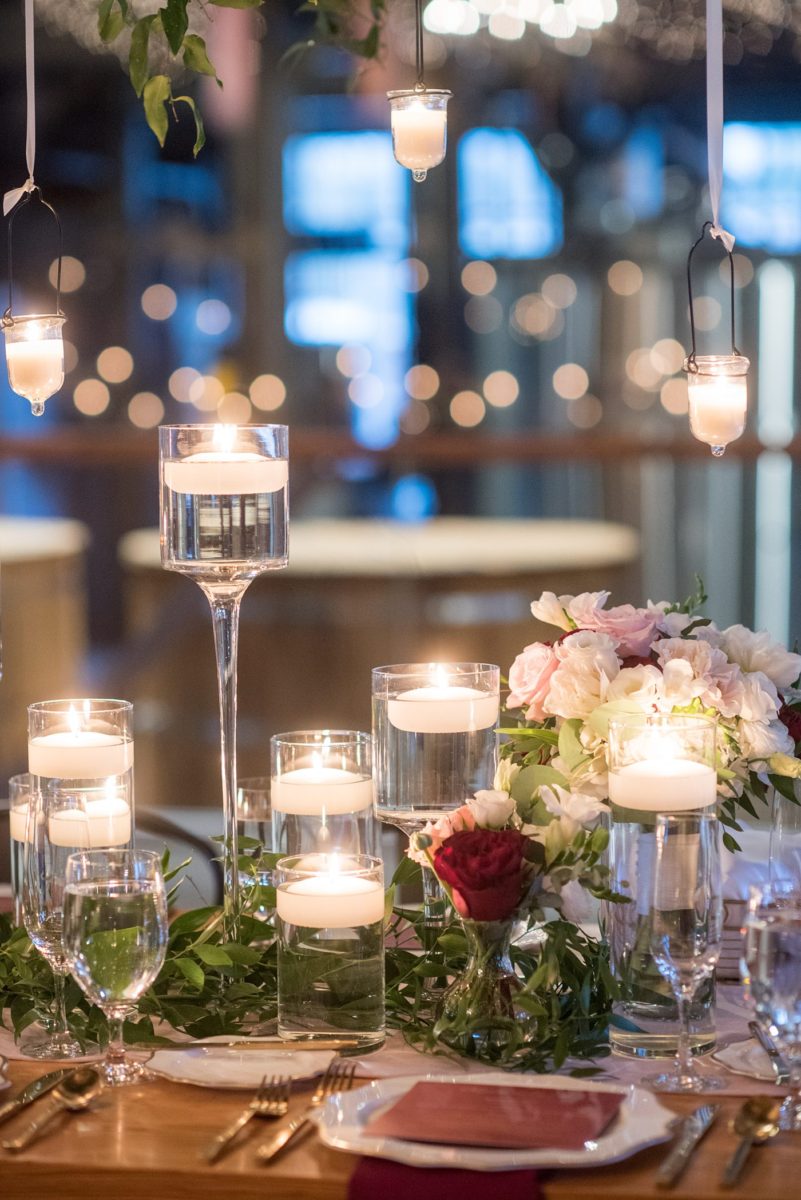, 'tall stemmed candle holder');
159,423,289,939
23,698,135,1060
683,222,749,457
387,0,451,182
603,712,718,1059
271,731,377,859
372,662,499,934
